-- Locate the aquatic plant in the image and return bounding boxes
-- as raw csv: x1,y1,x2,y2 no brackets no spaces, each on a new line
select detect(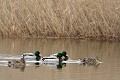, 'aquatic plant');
0,0,120,40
